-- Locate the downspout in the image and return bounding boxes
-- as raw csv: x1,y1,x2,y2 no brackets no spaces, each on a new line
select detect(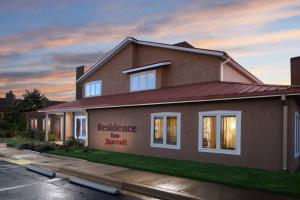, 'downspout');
281,94,288,170
220,58,230,81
